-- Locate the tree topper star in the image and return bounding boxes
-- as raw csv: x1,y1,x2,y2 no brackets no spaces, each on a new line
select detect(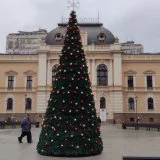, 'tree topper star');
67,0,80,11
